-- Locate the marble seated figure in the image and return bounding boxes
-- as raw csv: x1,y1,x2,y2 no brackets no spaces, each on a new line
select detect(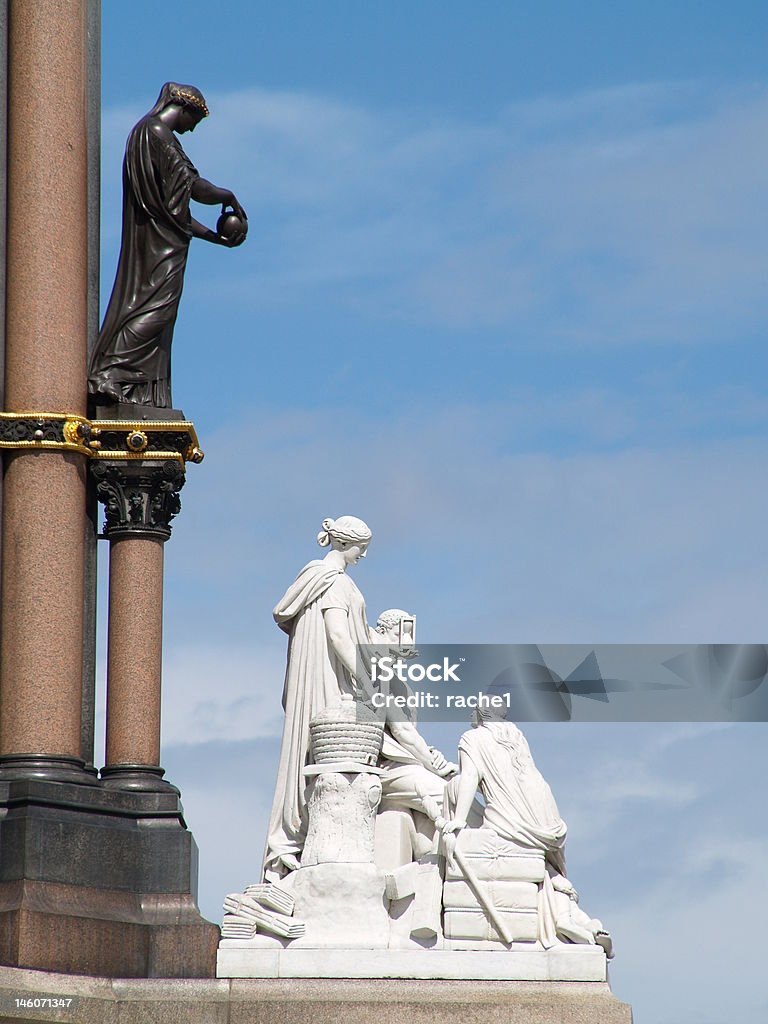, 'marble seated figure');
441,707,612,954
370,608,457,862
